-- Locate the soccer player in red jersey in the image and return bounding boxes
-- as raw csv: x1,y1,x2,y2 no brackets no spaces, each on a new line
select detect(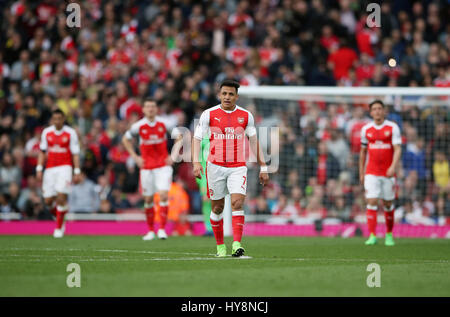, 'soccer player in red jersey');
122,98,177,240
359,100,402,246
36,109,81,238
192,79,269,257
